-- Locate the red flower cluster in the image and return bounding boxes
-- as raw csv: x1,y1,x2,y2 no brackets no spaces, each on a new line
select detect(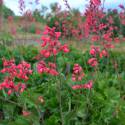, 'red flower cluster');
72,64,85,81
0,59,32,95
71,64,93,90
90,45,108,57
89,45,100,56
89,45,108,67
72,80,93,90
91,35,100,42
36,26,70,76
37,61,58,76
88,58,98,67
40,26,69,58
100,49,108,58
0,79,26,95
